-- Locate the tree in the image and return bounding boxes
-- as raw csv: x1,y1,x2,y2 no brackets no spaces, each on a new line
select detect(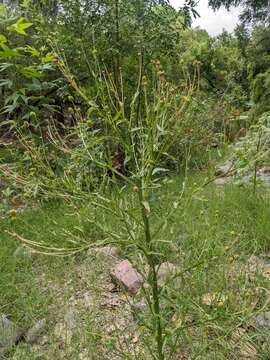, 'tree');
246,25,270,113
208,0,270,25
